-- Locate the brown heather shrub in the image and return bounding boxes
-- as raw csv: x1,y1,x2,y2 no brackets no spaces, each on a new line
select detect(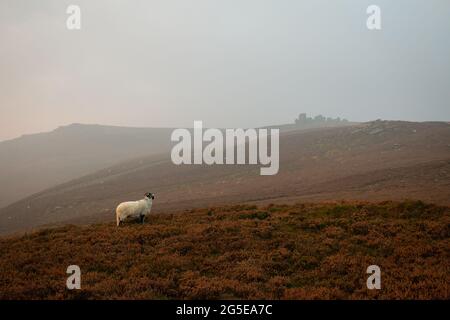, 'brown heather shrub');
0,201,449,300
